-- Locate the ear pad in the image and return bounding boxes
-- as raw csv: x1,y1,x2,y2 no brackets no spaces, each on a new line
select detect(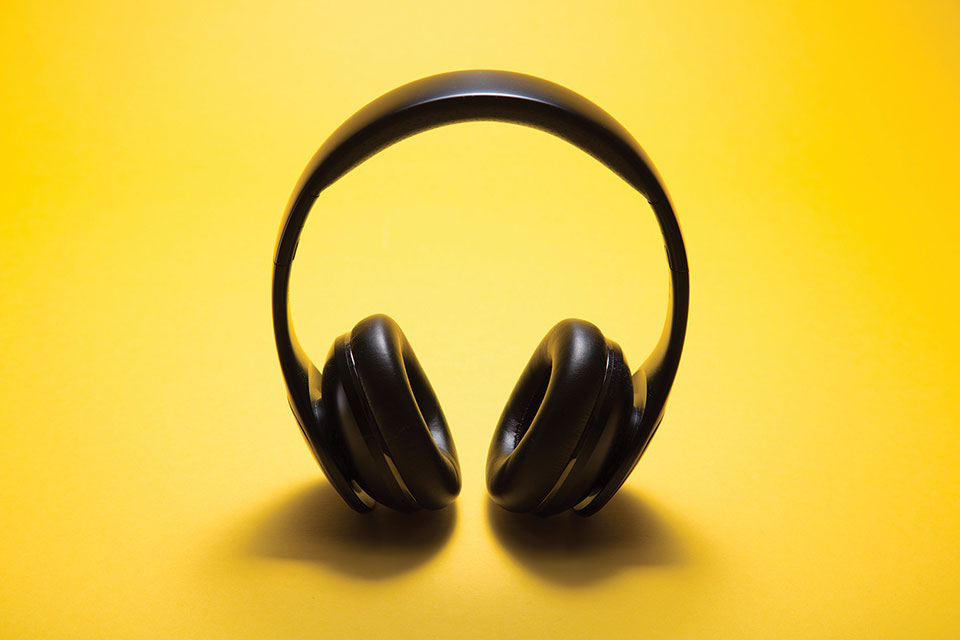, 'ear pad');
486,319,634,515
320,314,460,511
